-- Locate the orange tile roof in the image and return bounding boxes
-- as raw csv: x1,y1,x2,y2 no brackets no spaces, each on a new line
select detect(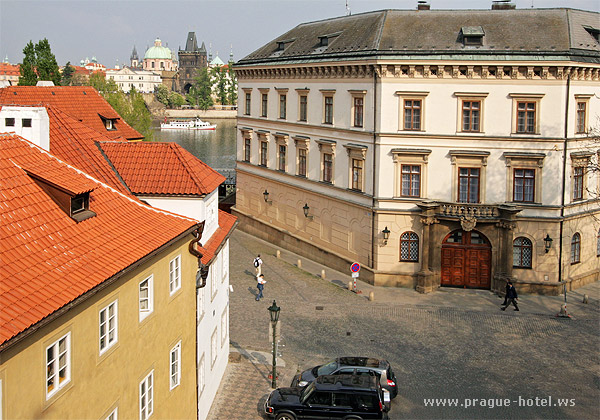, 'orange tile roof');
197,210,238,265
0,63,20,76
0,86,143,140
0,133,199,346
98,142,226,196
